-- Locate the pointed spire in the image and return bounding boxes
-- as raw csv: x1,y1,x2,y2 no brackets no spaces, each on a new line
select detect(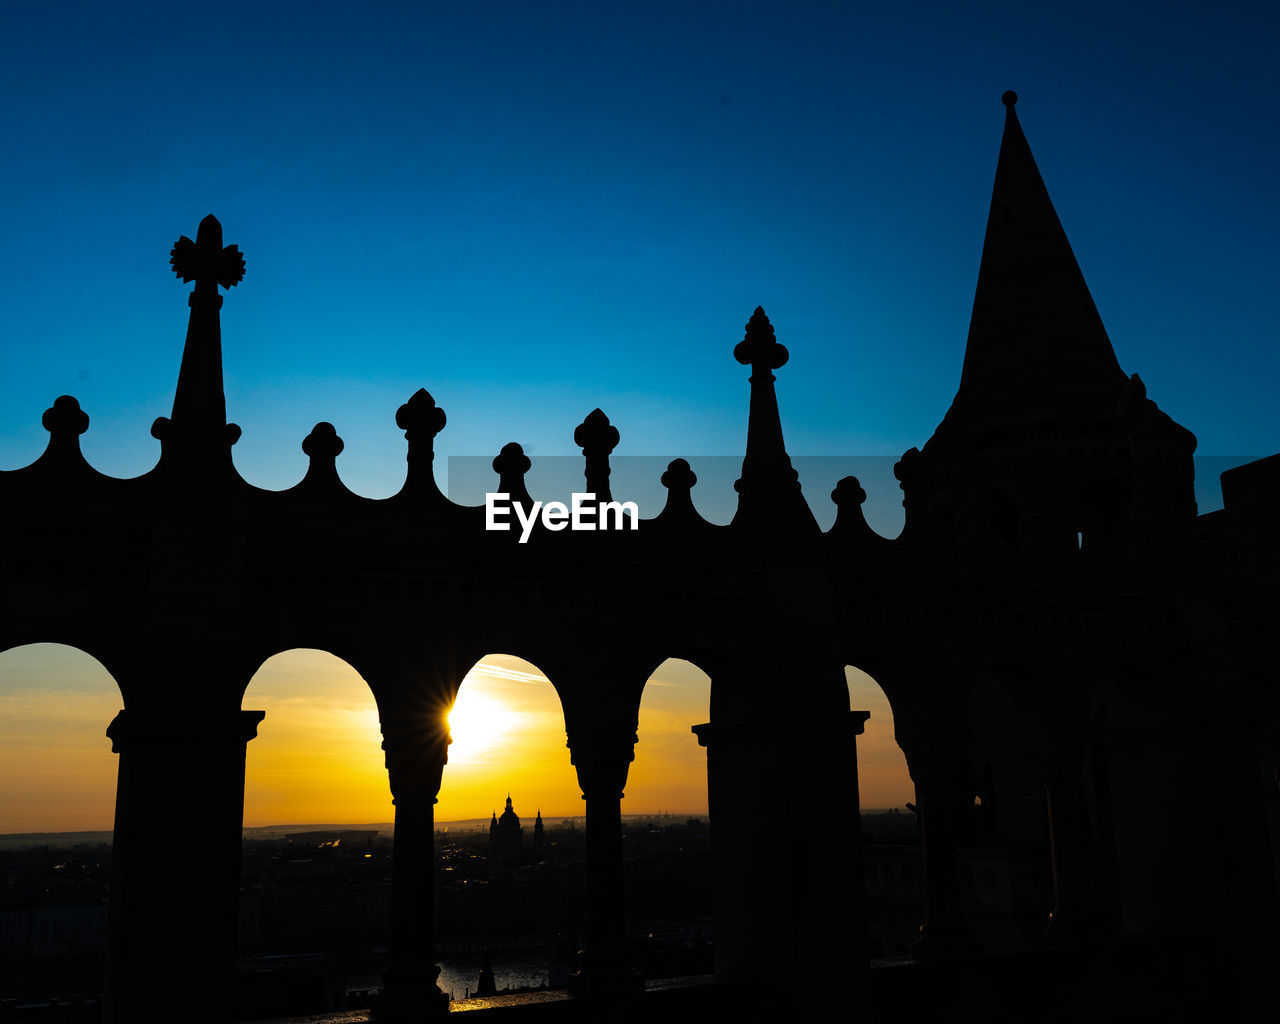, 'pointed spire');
731,307,818,534
929,93,1129,447
153,215,245,466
